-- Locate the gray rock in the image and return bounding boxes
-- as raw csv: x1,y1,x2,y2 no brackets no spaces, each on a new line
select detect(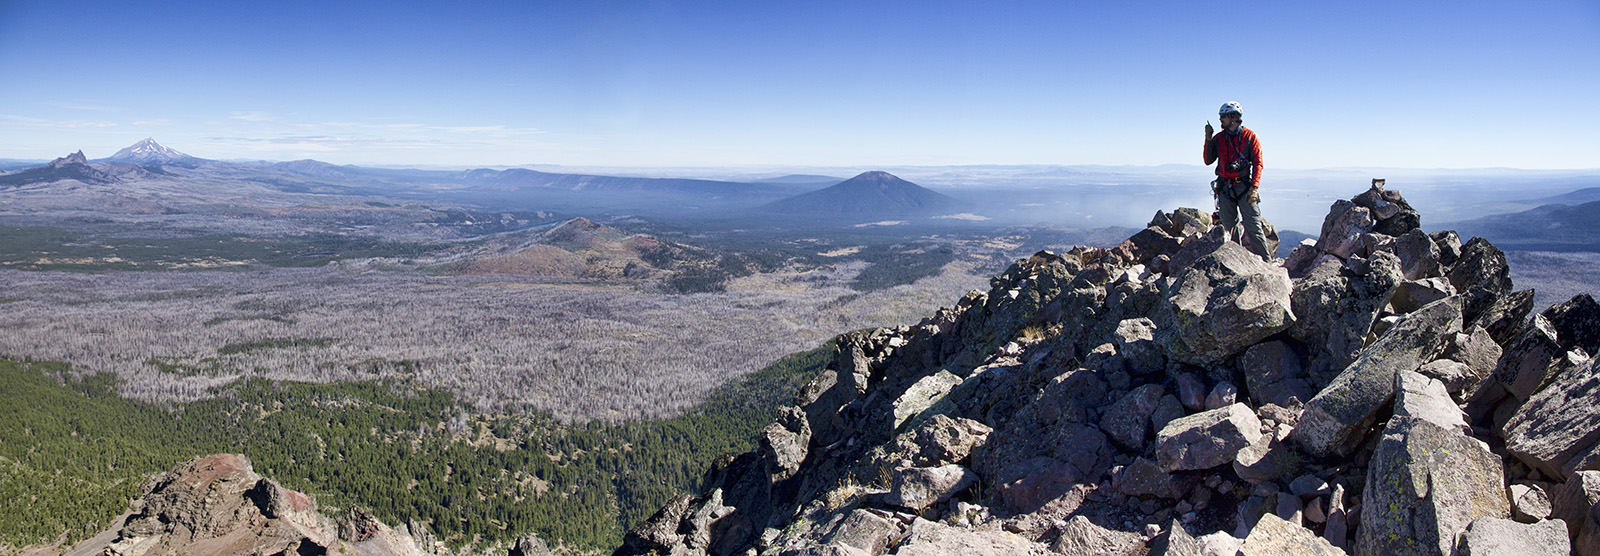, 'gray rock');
1449,237,1514,296
1354,185,1402,220
1443,325,1503,388
1456,517,1569,556
1391,277,1455,314
1048,515,1145,556
1152,394,1187,435
896,518,1036,556
891,370,964,433
1468,289,1536,346
1113,457,1195,499
995,456,1083,515
1101,384,1166,451
1314,200,1374,259
1232,433,1300,484
1542,293,1600,355
1509,482,1553,522
1156,242,1296,367
1283,239,1322,279
893,414,992,468
1176,372,1208,412
1504,355,1600,481
1156,403,1264,472
510,533,553,556
1168,226,1230,275
1114,317,1165,375
1205,381,1238,410
1240,513,1345,556
1289,475,1329,498
1552,471,1600,554
1289,254,1402,385
1293,296,1463,457
1147,519,1201,556
1238,340,1314,408
1391,228,1443,280
761,406,812,481
884,464,977,512
1417,359,1479,400
1469,315,1564,422
1432,230,1463,267
819,509,900,556
1393,370,1469,433
1358,371,1510,556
